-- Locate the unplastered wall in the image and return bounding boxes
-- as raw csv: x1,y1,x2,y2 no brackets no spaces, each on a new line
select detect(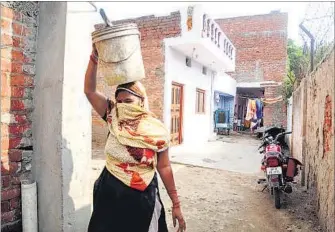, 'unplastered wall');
217,12,288,127
304,50,334,232
1,2,39,231
291,49,334,232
